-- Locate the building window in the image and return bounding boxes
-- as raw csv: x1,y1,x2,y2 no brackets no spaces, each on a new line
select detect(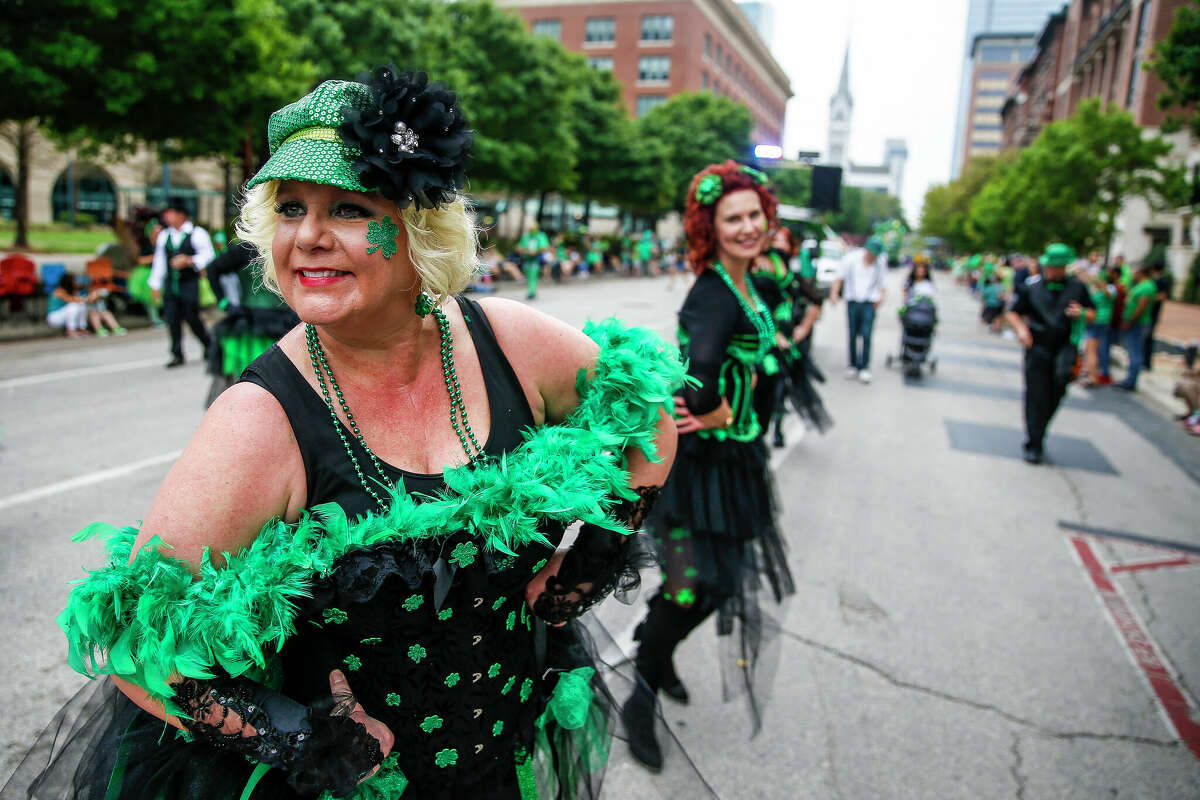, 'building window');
716,43,723,66
636,95,667,117
585,17,615,44
975,103,1003,113
980,70,1010,81
714,80,721,94
641,14,673,42
531,19,561,41
587,56,614,71
705,33,712,58
980,45,1015,62
971,140,1001,149
974,124,1003,131
702,71,709,89
725,54,732,72
1126,0,1152,107
638,55,670,82
977,89,1007,97
1017,46,1035,61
